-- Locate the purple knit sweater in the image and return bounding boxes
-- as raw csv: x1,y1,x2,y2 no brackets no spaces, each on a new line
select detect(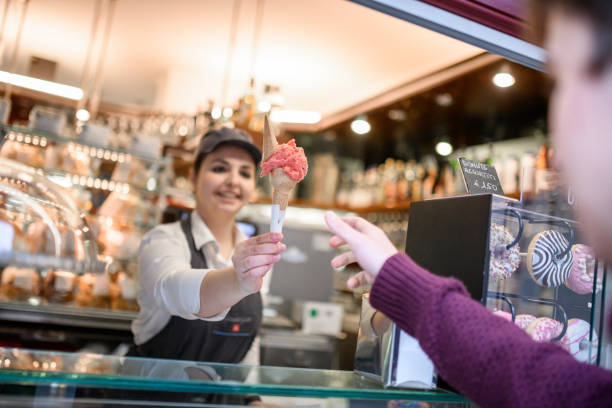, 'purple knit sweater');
369,253,612,408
